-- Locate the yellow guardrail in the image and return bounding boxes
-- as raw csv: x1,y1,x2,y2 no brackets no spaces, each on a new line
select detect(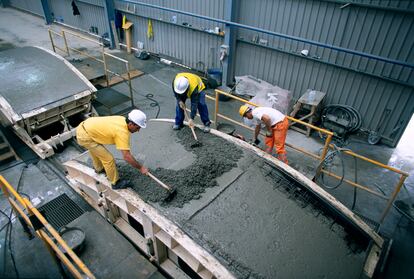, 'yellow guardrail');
0,175,95,279
212,89,409,223
48,28,135,106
